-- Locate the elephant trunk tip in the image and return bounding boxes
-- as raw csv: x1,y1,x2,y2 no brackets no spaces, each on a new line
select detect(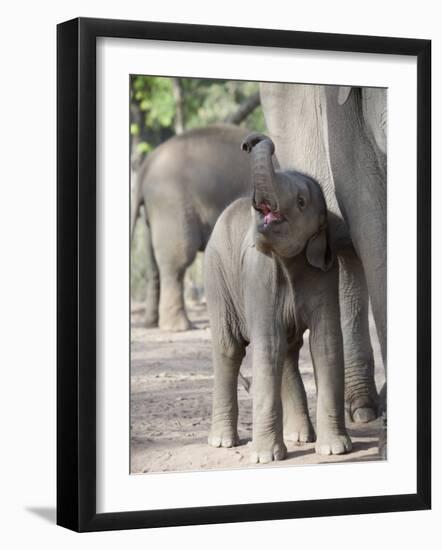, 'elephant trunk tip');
241,140,252,153
241,133,275,156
